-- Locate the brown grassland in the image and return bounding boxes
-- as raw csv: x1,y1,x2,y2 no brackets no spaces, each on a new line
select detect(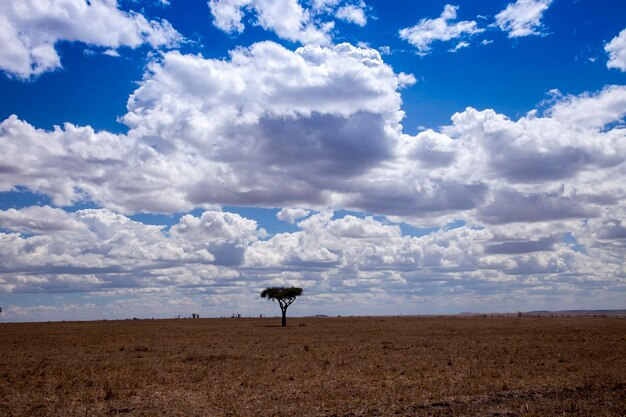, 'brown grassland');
0,315,625,416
